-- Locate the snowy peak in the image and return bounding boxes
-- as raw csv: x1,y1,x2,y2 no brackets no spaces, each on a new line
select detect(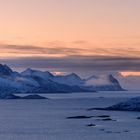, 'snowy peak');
64,73,82,81
0,64,13,76
86,75,98,81
85,74,123,91
52,73,84,86
21,68,34,76
114,74,140,91
21,68,53,80
108,74,120,85
85,74,115,86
